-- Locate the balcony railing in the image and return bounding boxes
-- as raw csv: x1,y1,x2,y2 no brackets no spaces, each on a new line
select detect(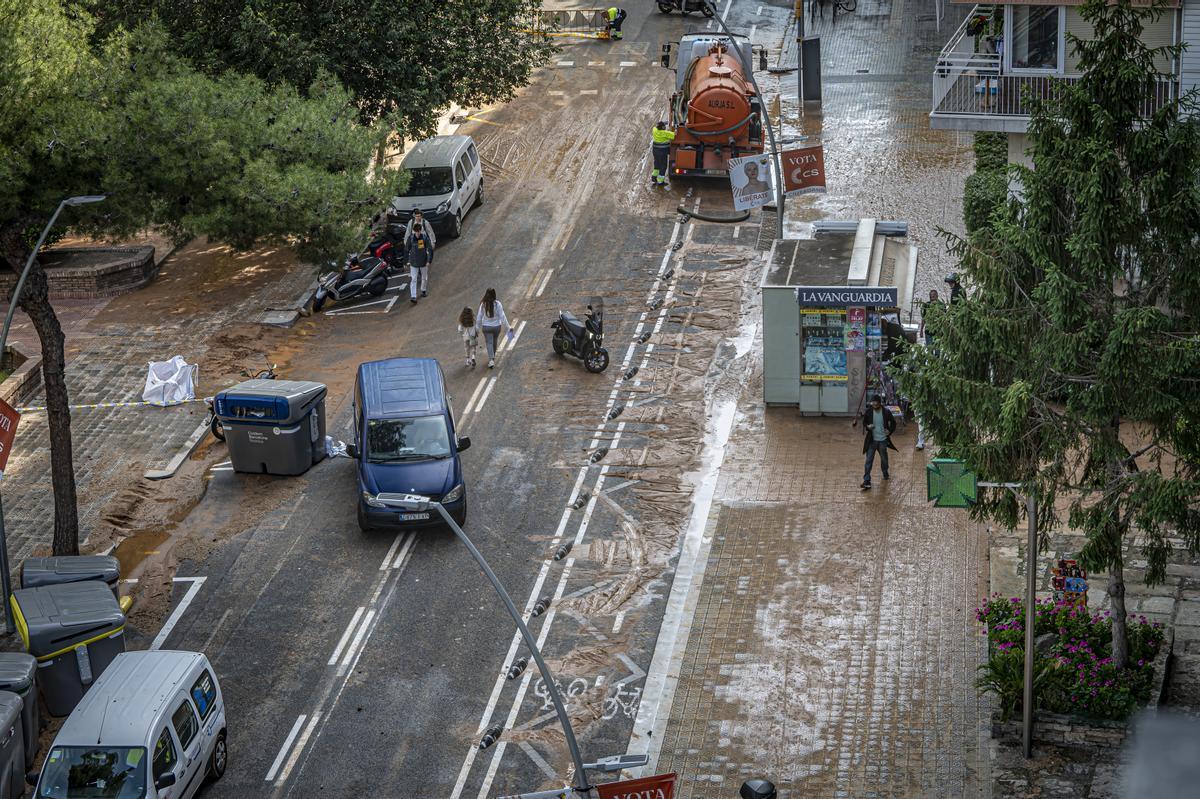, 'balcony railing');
931,5,1179,126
